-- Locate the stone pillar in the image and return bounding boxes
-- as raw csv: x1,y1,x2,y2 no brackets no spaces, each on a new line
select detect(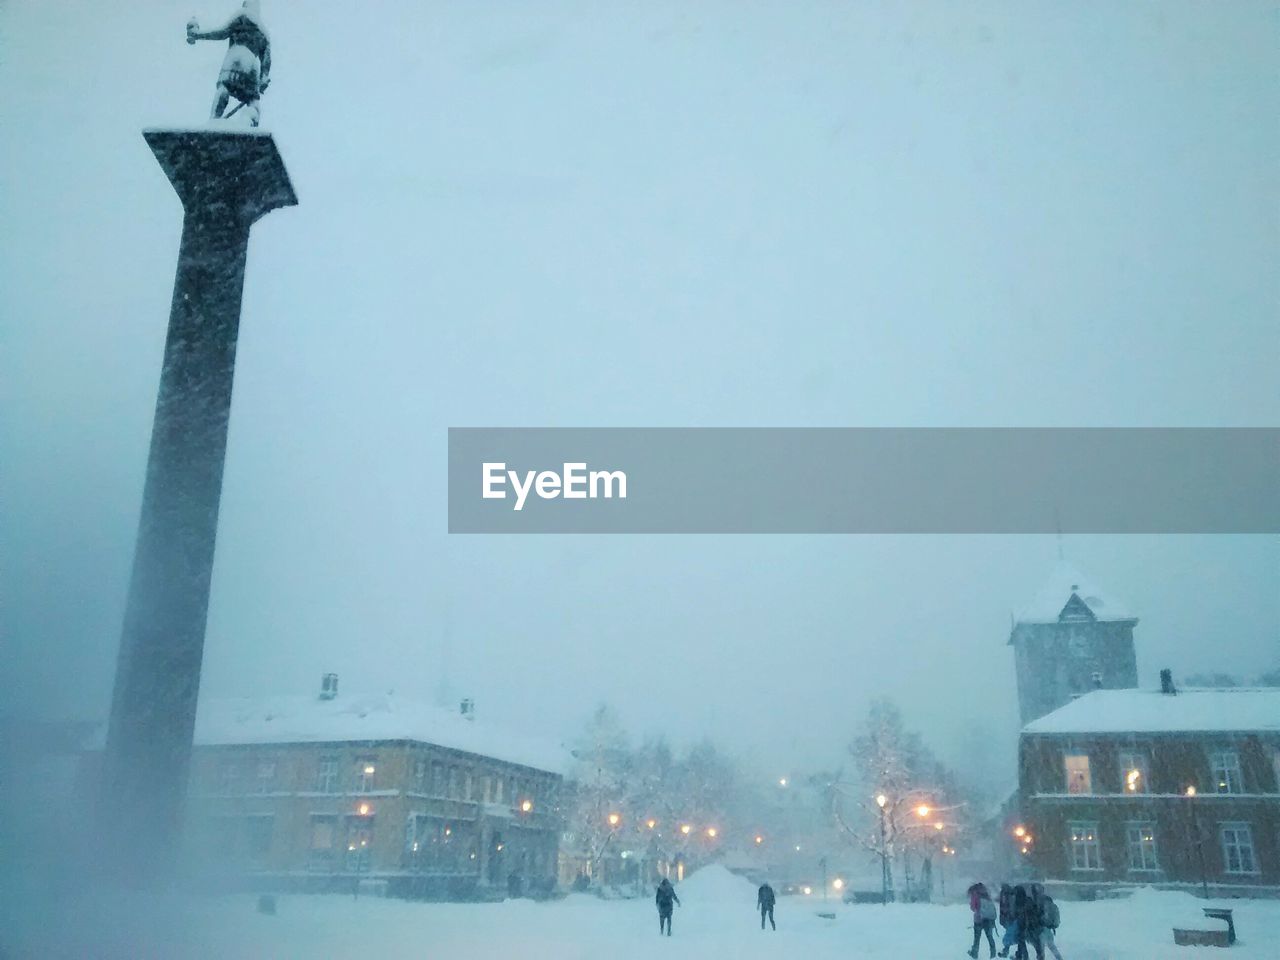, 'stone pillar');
101,129,296,881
